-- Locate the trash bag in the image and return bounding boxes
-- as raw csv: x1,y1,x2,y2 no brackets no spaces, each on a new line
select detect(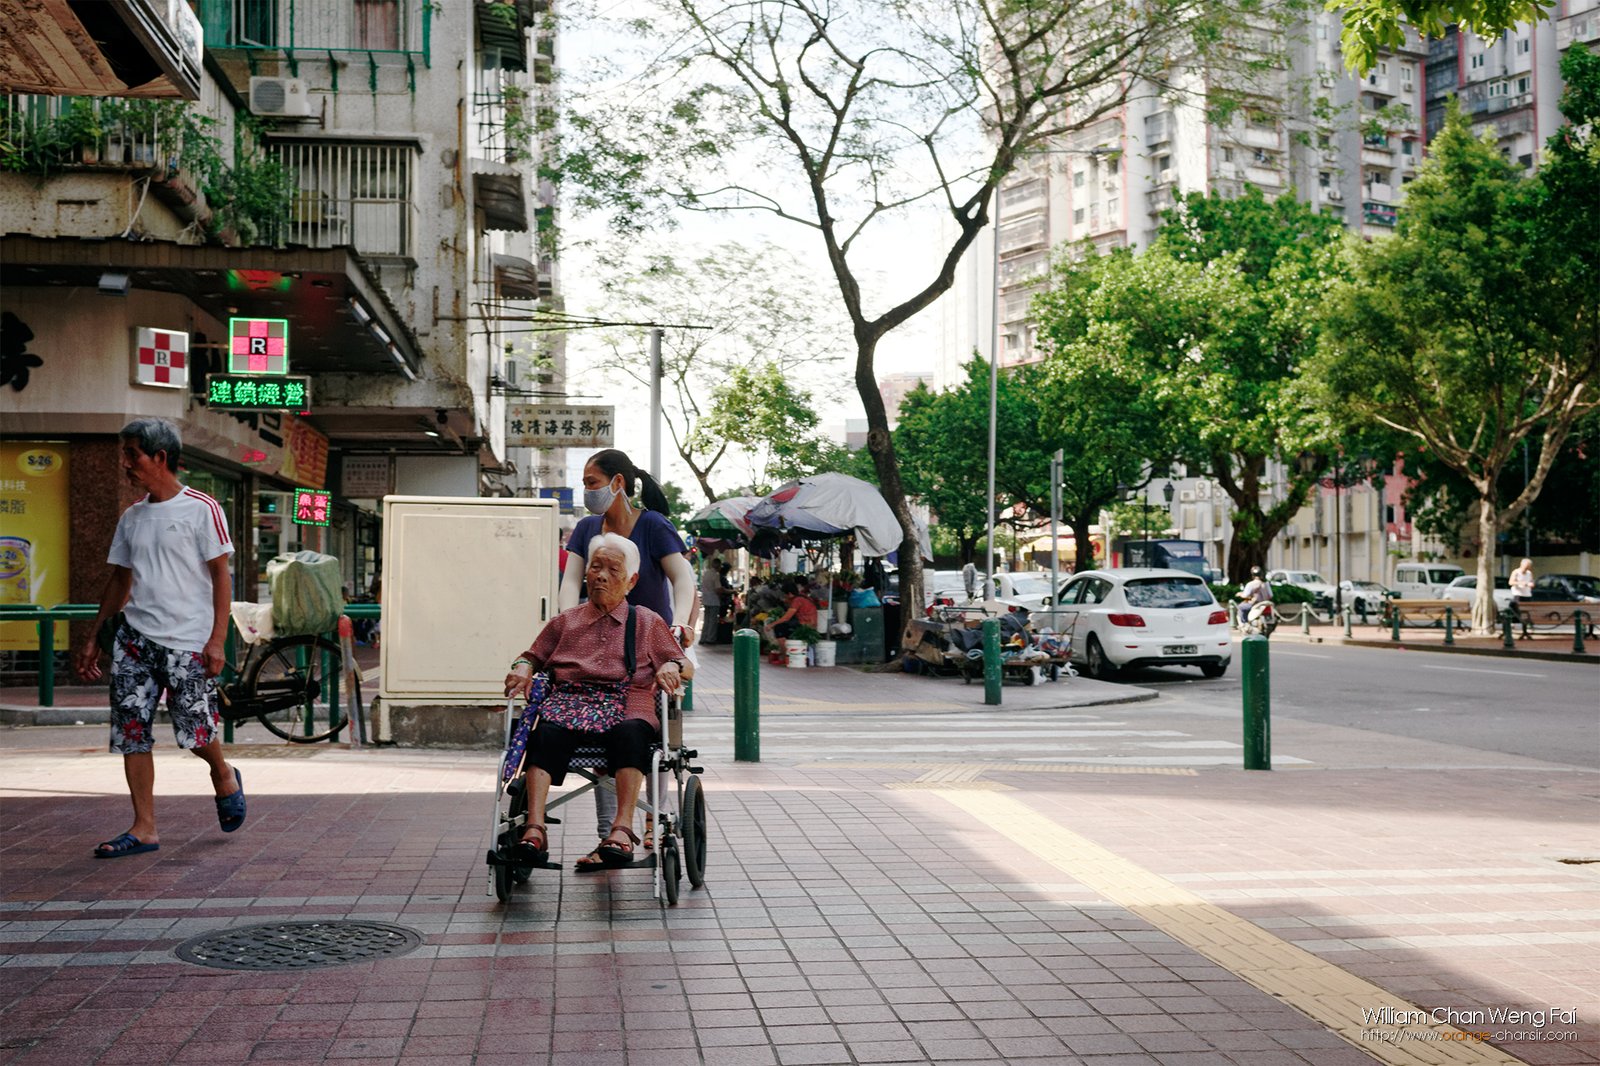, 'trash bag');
267,551,345,636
